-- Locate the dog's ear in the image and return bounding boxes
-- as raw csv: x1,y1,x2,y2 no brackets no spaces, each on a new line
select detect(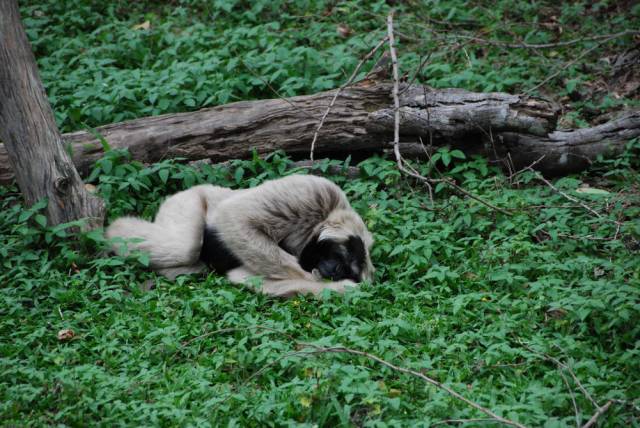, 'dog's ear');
299,235,331,272
347,235,366,265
